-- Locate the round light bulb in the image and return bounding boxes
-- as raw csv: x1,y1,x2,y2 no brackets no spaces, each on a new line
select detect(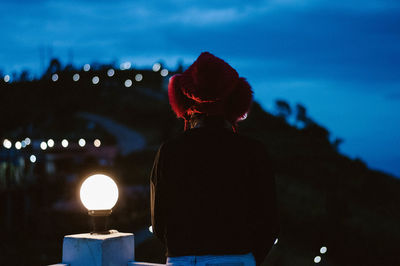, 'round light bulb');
80,174,118,211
